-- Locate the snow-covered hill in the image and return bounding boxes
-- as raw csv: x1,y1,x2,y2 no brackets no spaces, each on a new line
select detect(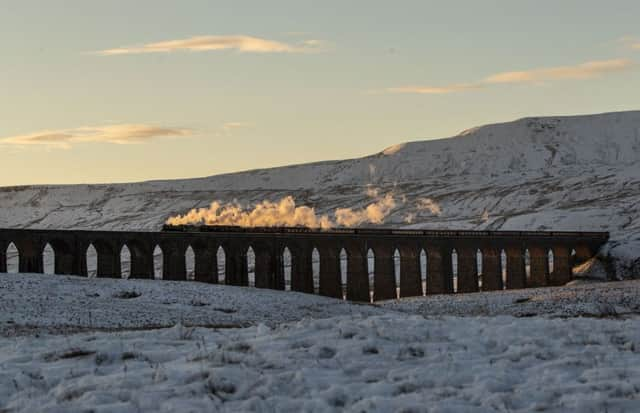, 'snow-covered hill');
1,111,639,276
